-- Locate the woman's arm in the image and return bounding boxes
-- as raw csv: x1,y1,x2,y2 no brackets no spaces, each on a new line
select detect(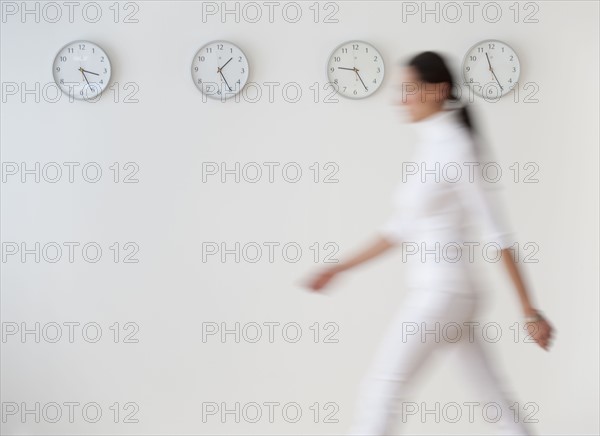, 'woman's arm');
501,248,554,351
501,248,537,317
333,235,395,273
305,235,395,291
